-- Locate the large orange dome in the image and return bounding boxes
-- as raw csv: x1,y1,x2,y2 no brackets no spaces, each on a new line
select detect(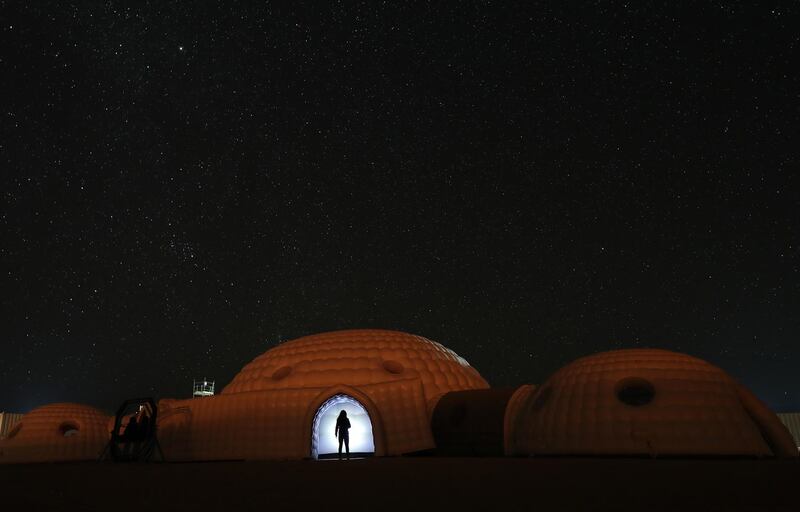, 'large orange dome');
507,348,797,457
222,329,489,404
